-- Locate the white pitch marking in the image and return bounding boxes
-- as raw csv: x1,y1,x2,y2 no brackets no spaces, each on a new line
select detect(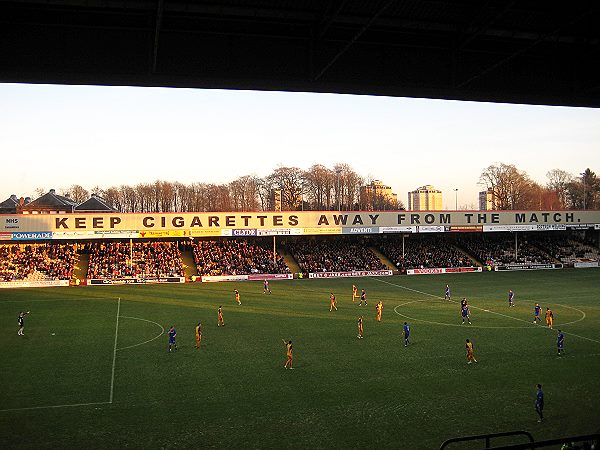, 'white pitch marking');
109,298,121,404
116,316,165,351
0,401,110,413
374,277,596,343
